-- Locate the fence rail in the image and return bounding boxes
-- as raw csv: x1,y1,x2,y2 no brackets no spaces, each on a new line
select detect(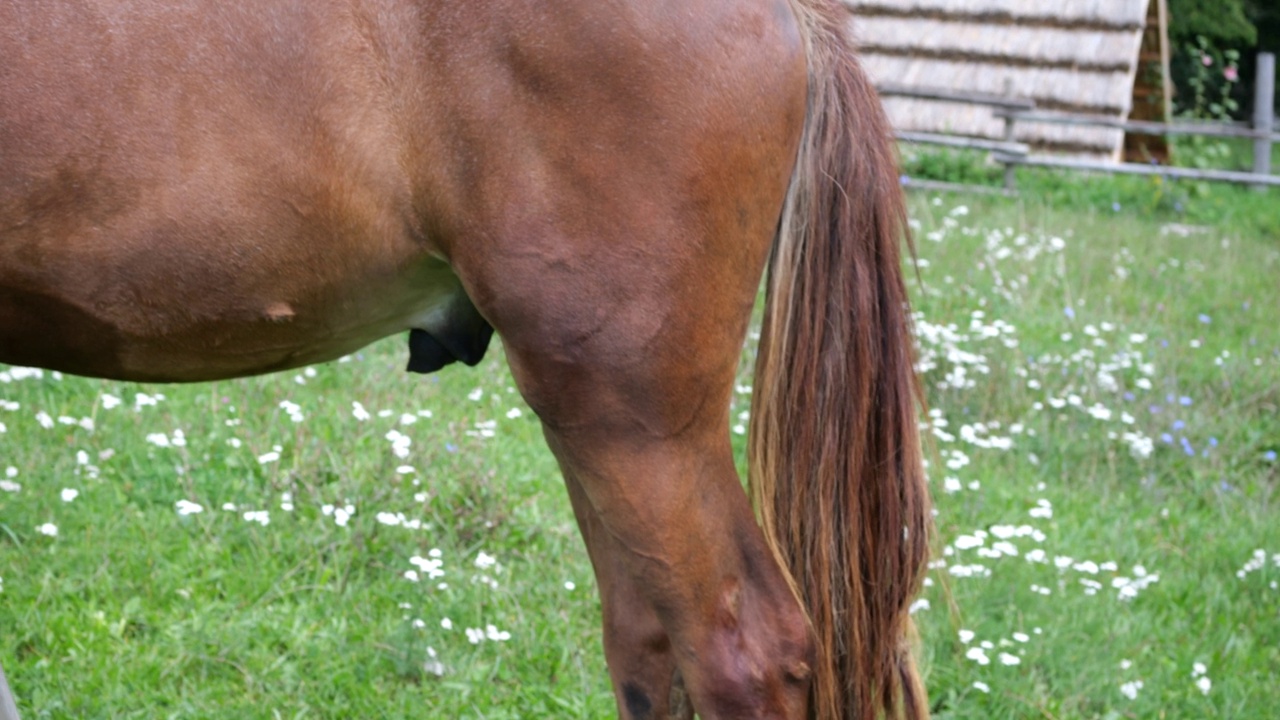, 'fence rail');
878,82,1035,112
895,131,1029,156
884,51,1277,192
993,153,1280,187
991,109,1280,143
